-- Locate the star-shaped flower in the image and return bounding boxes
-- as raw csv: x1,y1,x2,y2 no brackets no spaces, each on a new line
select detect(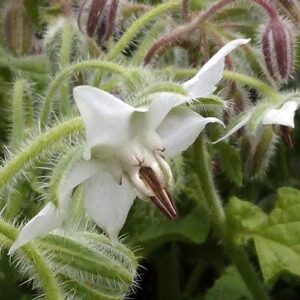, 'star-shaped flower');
9,38,249,254
214,99,300,145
